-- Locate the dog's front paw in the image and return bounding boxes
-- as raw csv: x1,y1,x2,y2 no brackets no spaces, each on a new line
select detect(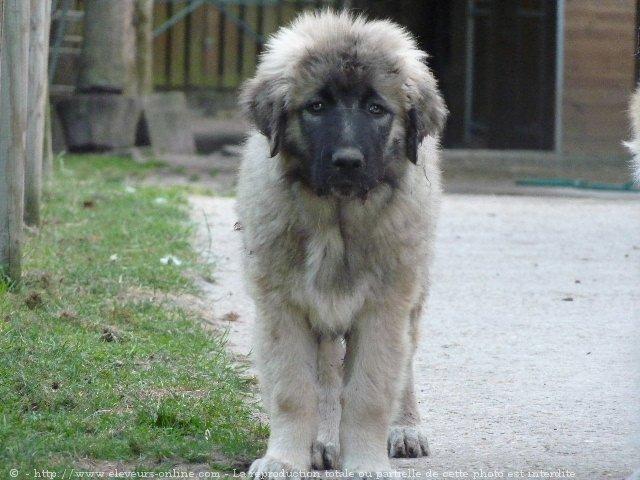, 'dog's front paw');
311,439,340,470
249,457,295,478
388,425,430,458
